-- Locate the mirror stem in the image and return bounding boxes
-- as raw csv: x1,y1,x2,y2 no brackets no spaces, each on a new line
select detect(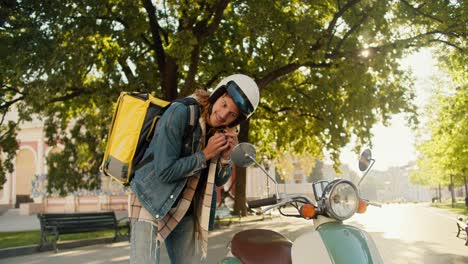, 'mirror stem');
246,154,280,199
358,159,375,187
